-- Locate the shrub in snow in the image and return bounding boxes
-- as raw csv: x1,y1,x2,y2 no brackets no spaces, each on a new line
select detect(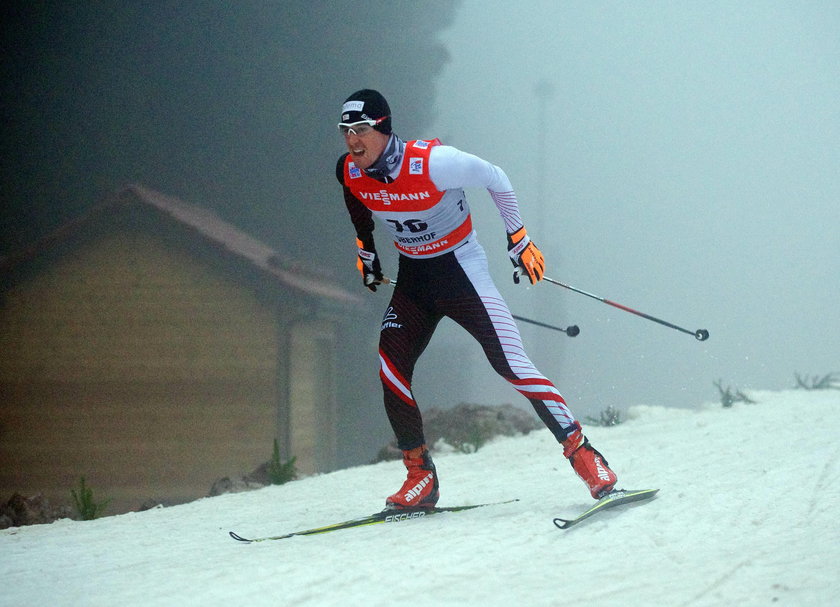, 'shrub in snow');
71,477,110,521
207,440,298,498
713,380,757,408
372,402,542,462
267,439,298,485
794,372,840,391
585,405,623,427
